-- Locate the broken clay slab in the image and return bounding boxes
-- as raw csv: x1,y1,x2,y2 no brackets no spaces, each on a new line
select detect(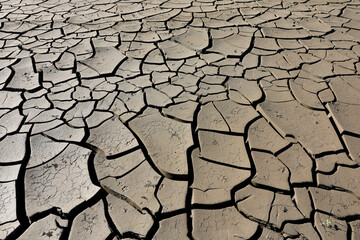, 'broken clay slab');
129,107,193,177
